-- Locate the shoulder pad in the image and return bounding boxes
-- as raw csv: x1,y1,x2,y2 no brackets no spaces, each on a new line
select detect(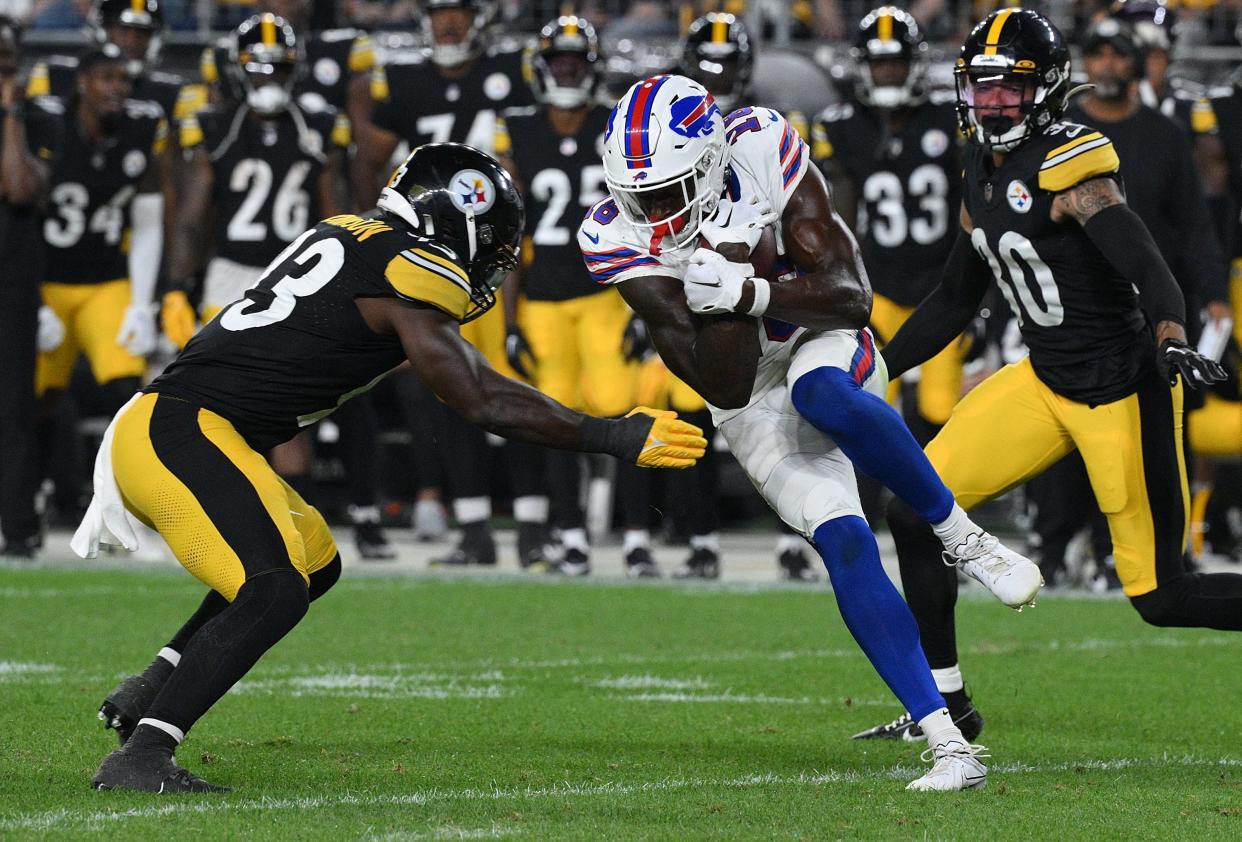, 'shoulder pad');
318,28,362,43
30,95,65,115
578,201,667,285
816,102,855,123
383,234,473,319
1038,124,1119,193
